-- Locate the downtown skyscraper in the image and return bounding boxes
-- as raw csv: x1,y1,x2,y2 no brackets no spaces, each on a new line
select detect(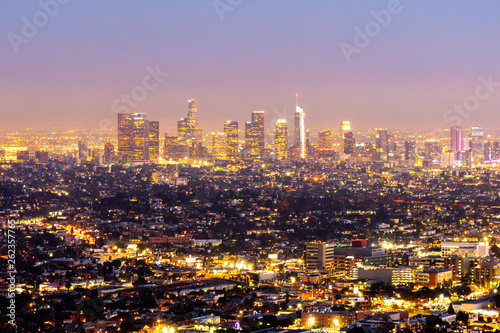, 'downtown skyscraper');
274,119,288,160
148,120,160,160
211,132,228,160
318,130,332,149
244,110,265,158
294,104,305,159
178,99,202,142
252,110,265,156
450,126,463,162
343,131,355,155
339,121,351,154
118,113,158,163
470,126,484,164
375,128,388,161
224,121,238,159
